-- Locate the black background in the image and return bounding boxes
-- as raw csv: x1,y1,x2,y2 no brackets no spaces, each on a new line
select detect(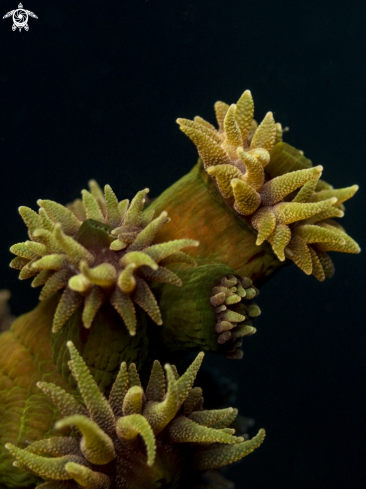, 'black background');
0,1,365,488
